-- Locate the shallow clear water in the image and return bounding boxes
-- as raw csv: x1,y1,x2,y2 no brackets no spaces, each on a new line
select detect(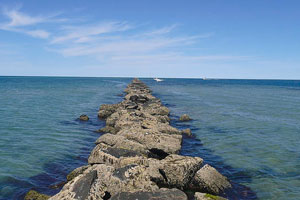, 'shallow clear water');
0,77,300,199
